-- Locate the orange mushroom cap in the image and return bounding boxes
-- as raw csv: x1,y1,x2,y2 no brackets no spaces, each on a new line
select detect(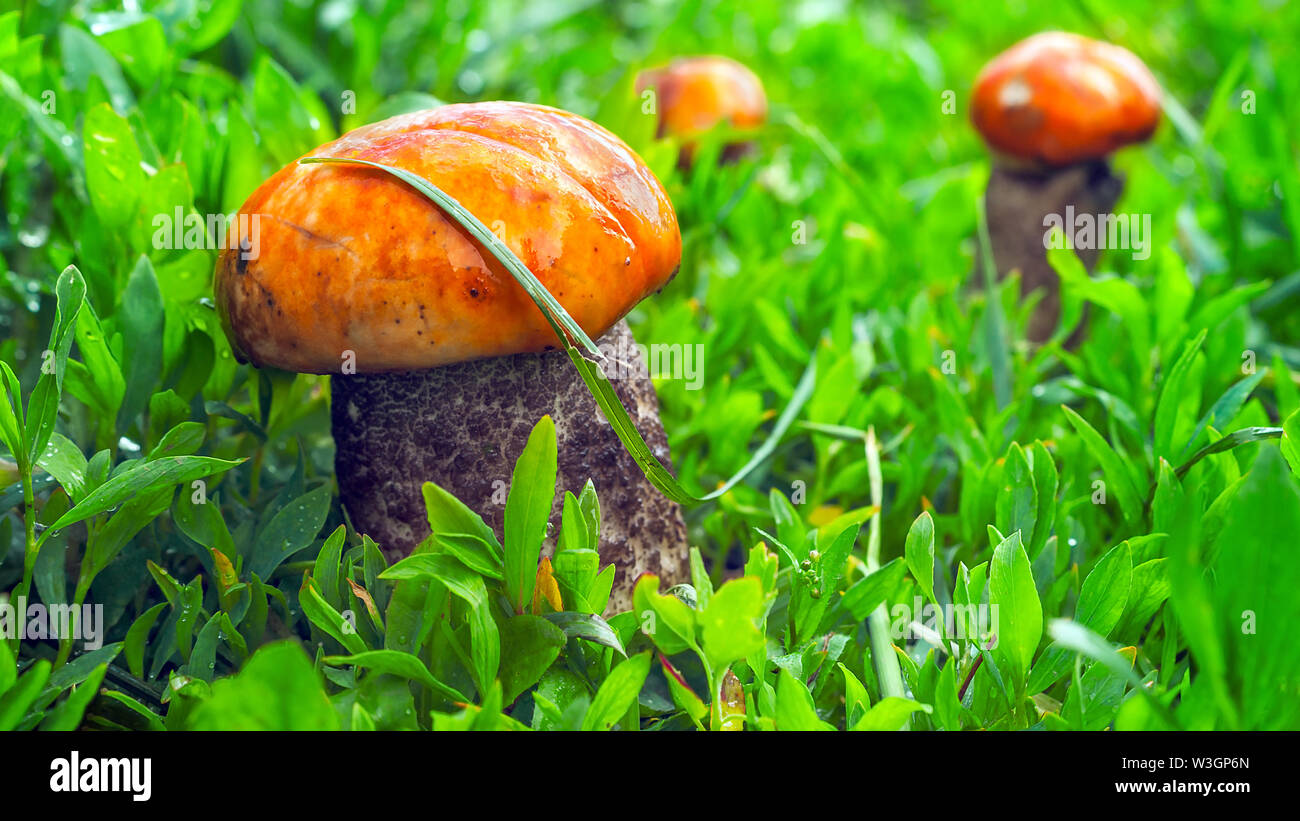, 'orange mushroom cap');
971,32,1161,167
214,102,681,374
637,56,767,140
